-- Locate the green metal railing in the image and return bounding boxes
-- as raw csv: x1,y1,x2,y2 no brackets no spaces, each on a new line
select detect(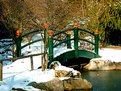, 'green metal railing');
48,27,99,63
15,24,99,64
15,30,43,57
